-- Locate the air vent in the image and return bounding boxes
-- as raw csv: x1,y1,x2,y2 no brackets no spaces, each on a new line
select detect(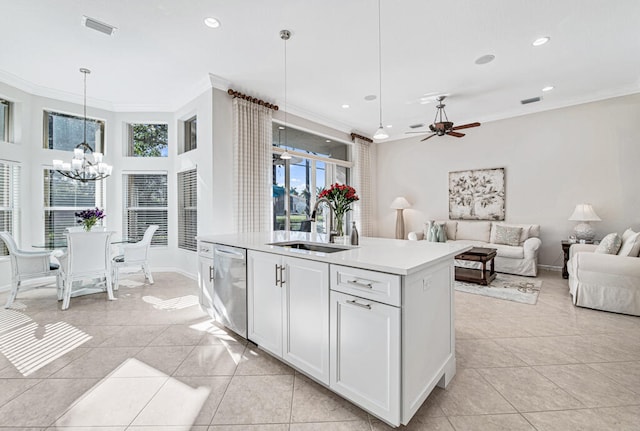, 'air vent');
82,16,117,36
521,96,542,105
409,123,425,129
